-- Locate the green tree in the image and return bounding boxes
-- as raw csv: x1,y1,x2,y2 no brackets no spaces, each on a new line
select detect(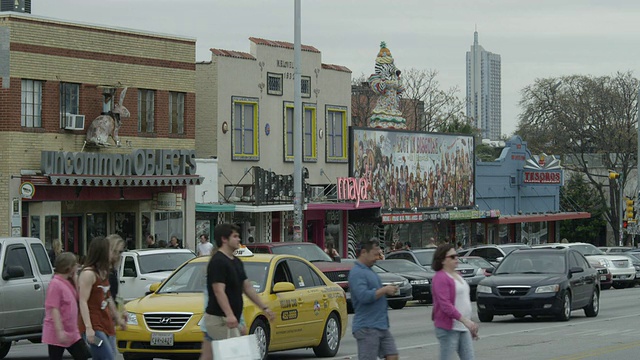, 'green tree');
517,72,638,243
559,174,607,243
